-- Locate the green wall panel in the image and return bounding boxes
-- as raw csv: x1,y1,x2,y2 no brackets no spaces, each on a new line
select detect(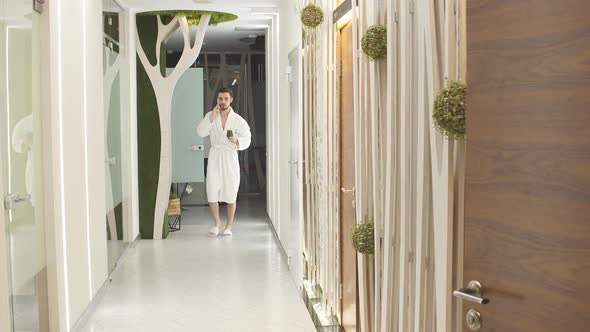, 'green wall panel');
136,15,168,239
